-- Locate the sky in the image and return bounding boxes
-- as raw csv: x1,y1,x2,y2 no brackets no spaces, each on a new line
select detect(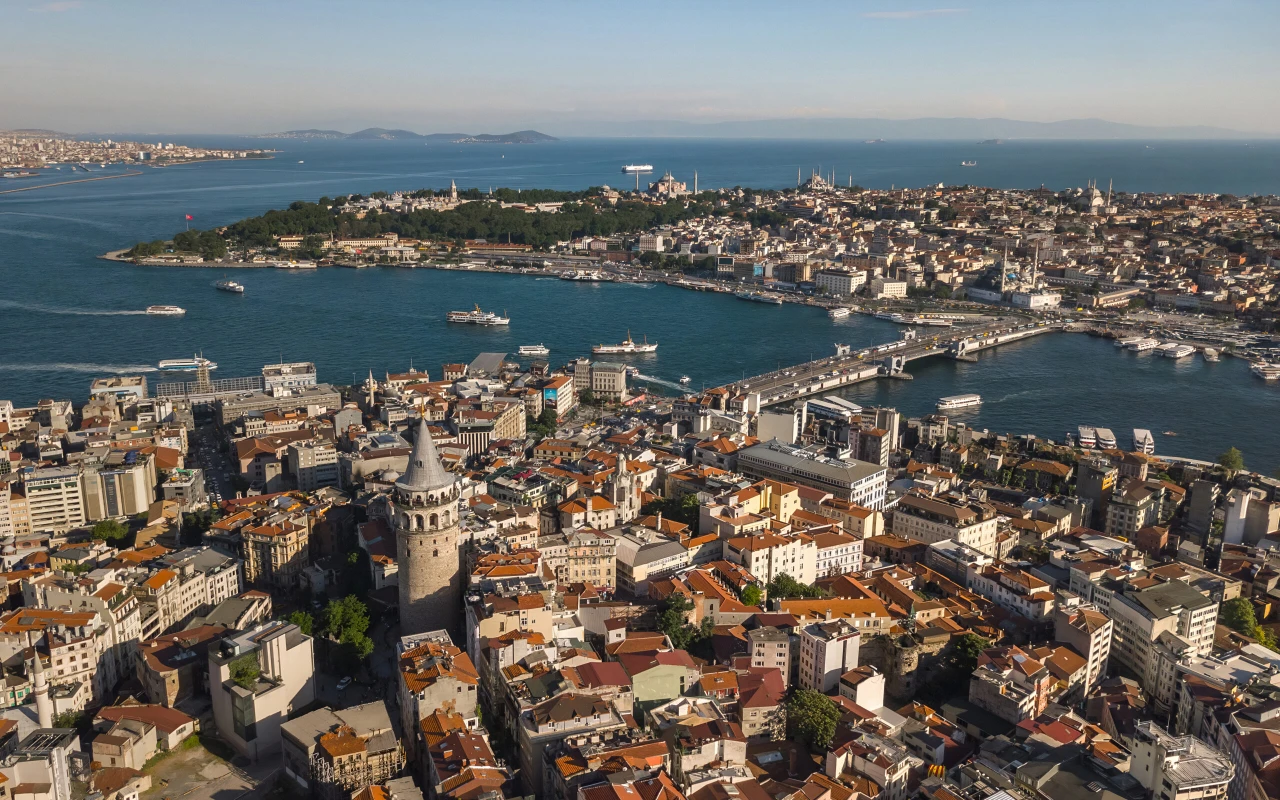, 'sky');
3,0,1278,135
